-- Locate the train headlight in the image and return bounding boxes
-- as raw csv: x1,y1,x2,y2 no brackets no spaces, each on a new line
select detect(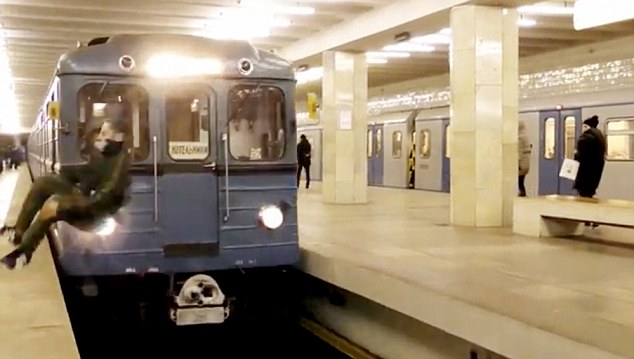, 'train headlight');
259,205,283,230
94,217,117,236
146,54,223,78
